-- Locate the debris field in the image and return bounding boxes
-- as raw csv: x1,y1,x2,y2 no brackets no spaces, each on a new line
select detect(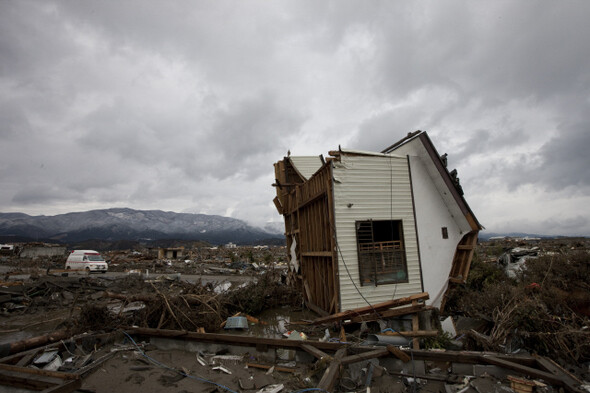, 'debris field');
0,238,589,392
